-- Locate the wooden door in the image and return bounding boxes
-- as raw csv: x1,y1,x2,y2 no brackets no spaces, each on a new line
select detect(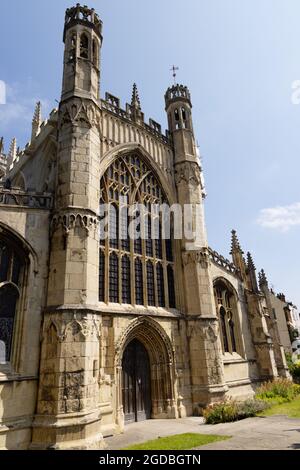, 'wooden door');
122,339,151,424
